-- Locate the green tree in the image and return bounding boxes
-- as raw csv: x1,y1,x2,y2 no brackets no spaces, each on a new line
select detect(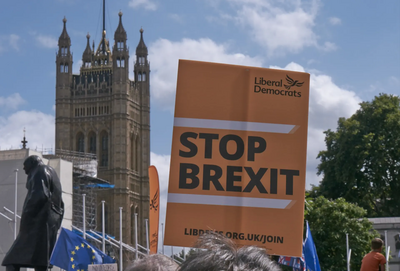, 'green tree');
317,94,400,217
305,196,378,271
